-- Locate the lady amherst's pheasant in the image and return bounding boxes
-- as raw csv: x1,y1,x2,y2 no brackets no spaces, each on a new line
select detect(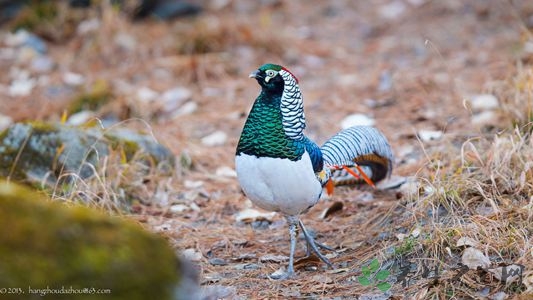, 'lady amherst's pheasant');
235,63,393,279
